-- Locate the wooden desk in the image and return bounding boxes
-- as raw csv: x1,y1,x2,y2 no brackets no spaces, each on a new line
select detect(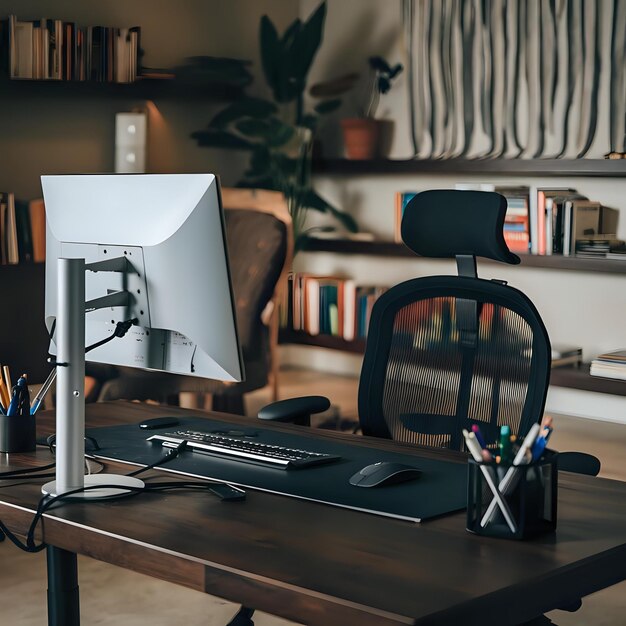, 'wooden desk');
1,401,626,626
